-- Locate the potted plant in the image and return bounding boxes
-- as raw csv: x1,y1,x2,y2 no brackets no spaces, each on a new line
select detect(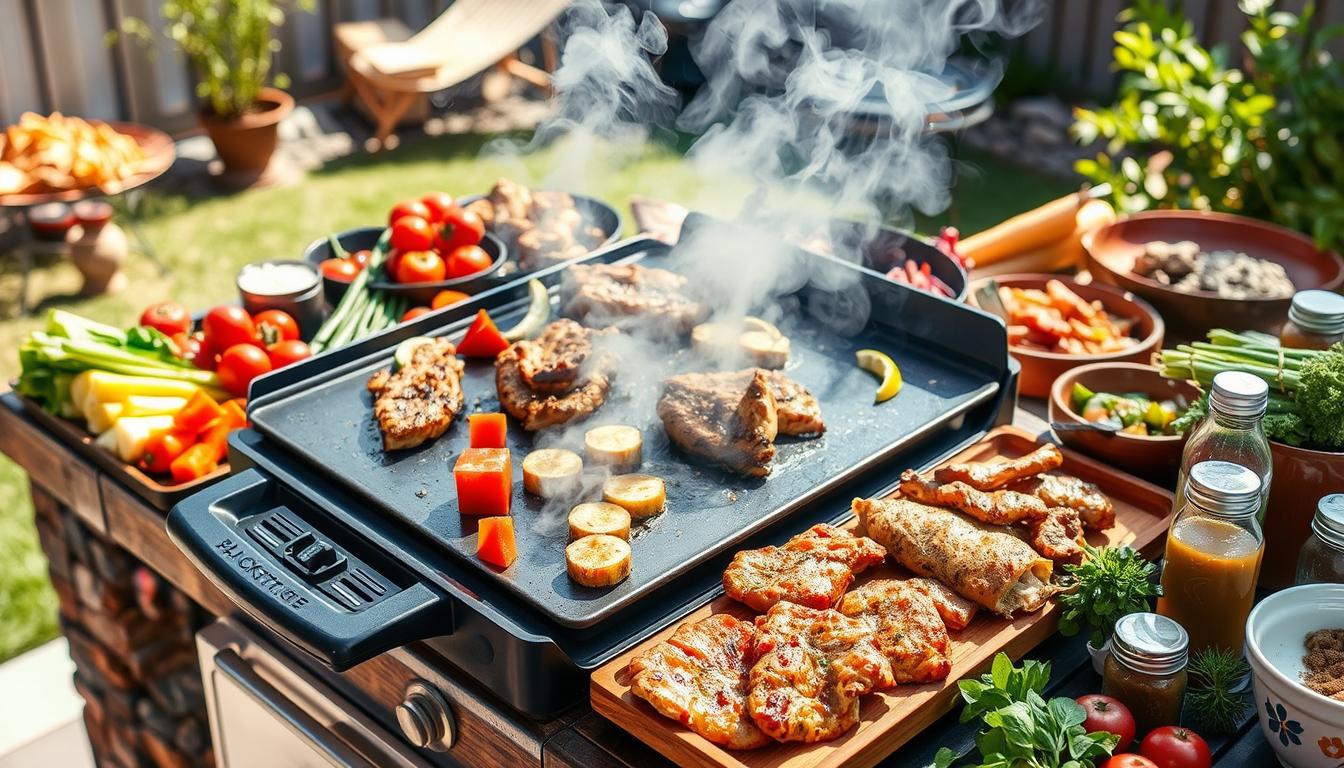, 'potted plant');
123,0,312,179
1058,545,1162,674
